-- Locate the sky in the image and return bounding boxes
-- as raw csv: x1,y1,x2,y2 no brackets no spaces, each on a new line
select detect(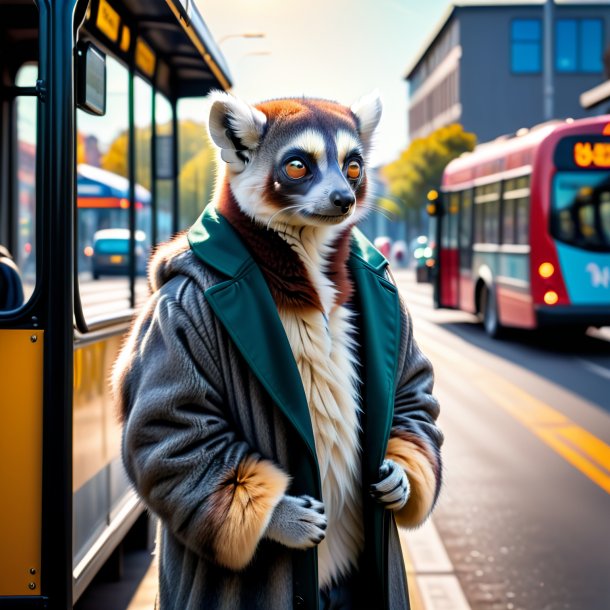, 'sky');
196,0,452,167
